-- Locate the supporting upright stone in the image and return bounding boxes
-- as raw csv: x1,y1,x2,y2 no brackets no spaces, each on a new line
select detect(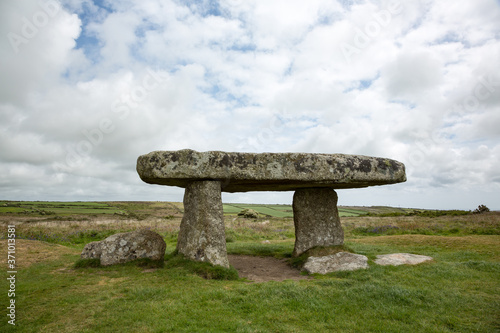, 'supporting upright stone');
292,188,344,257
176,180,229,268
